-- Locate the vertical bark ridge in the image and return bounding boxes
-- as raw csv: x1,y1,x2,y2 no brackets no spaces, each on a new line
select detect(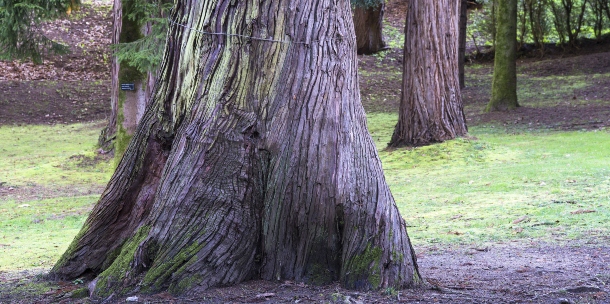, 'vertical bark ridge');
389,0,467,147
